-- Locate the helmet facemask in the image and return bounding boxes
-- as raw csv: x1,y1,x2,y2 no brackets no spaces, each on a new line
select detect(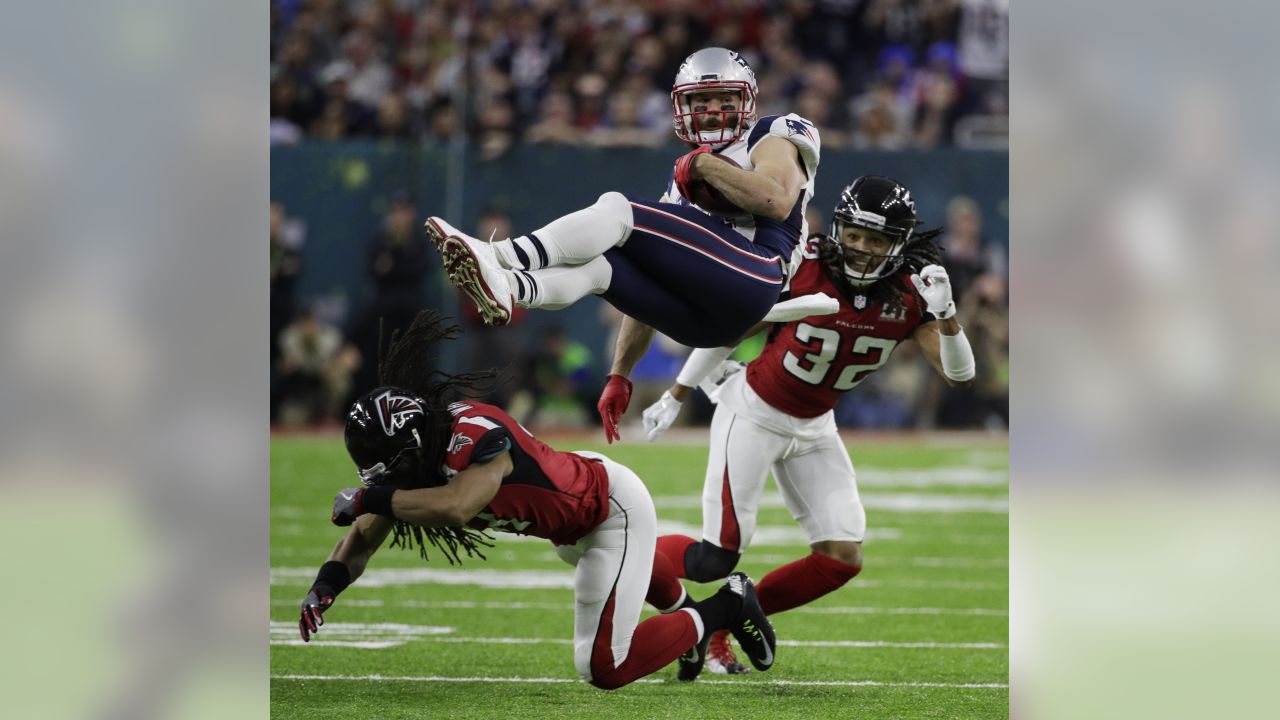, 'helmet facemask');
671,82,757,148
830,213,915,288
